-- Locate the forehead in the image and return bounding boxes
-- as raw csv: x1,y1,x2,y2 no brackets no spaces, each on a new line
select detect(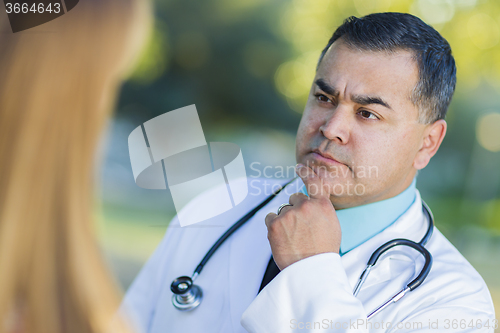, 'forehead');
317,40,419,108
